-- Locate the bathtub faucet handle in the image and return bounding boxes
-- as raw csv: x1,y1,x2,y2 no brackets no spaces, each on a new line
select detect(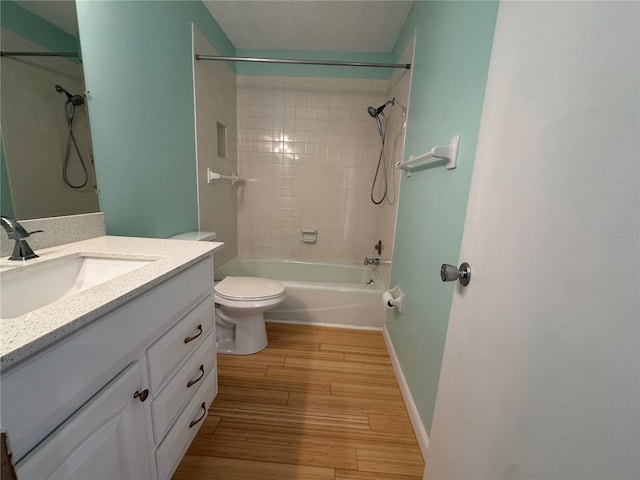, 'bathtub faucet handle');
374,240,383,255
